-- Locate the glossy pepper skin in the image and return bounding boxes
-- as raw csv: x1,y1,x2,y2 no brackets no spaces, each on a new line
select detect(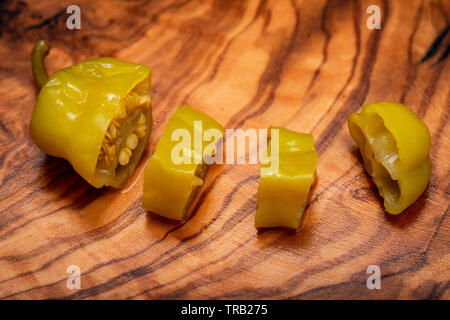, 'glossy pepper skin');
29,42,152,188
348,102,431,214
255,127,319,229
143,105,224,221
